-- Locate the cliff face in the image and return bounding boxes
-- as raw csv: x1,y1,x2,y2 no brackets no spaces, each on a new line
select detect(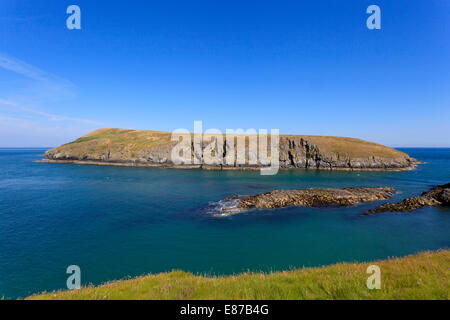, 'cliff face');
42,128,418,171
277,136,415,170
